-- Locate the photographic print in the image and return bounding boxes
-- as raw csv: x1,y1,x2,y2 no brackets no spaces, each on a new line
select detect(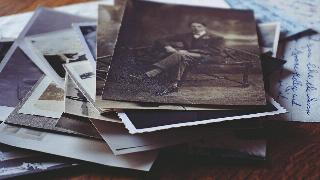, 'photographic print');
22,29,86,87
118,96,286,134
96,1,128,97
64,73,121,123
72,23,97,67
102,1,266,106
0,123,158,171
